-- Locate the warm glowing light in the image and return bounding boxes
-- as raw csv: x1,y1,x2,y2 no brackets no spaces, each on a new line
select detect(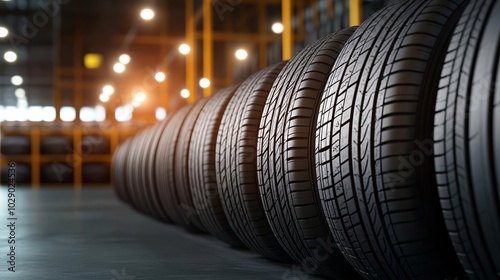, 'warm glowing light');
103,85,115,95
4,107,17,122
119,54,131,65
115,106,133,122
135,92,146,102
156,107,167,121
179,43,191,55
42,107,56,122
124,104,134,112
99,93,110,103
80,107,97,122
15,88,26,98
84,53,103,69
272,22,284,34
140,8,155,20
27,107,42,122
131,100,142,107
95,106,106,122
235,49,248,60
0,27,8,38
199,78,210,89
60,106,76,122
180,89,190,99
154,72,166,82
17,98,28,108
16,107,28,121
113,62,125,73
11,75,23,86
4,51,17,63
